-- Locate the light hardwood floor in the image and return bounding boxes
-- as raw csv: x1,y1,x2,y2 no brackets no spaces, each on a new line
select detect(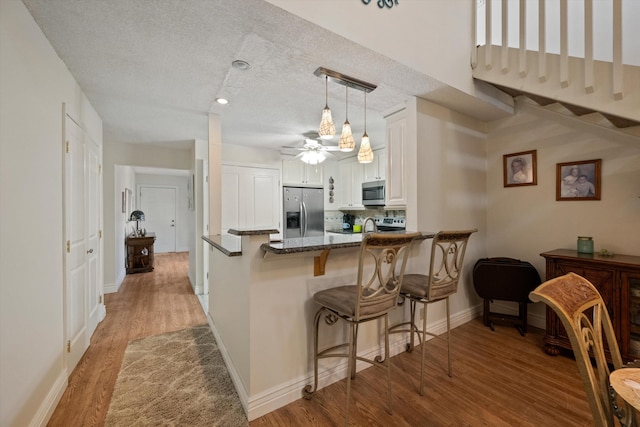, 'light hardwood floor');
48,252,593,426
